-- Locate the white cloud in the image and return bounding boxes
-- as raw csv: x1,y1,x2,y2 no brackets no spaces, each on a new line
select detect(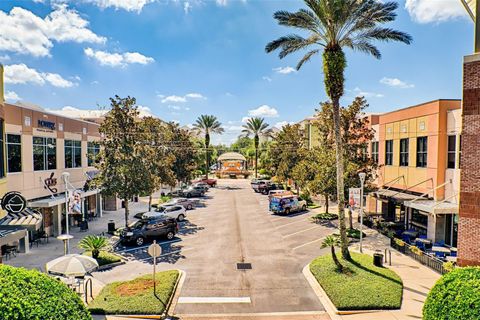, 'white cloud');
82,0,154,12
241,116,251,123
248,105,279,118
168,105,182,110
380,77,415,89
262,76,272,82
216,0,228,5
273,66,297,75
225,125,243,132
0,5,105,57
353,87,384,98
184,1,192,14
161,93,206,103
46,105,155,118
4,90,20,101
273,121,293,129
405,0,467,24
84,48,154,67
4,63,76,88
